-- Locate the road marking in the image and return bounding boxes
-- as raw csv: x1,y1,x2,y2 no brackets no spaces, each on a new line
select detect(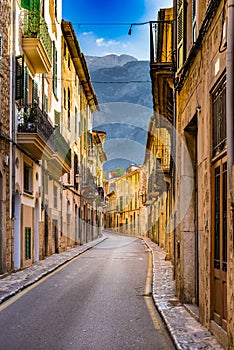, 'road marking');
144,250,161,330
0,254,83,313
